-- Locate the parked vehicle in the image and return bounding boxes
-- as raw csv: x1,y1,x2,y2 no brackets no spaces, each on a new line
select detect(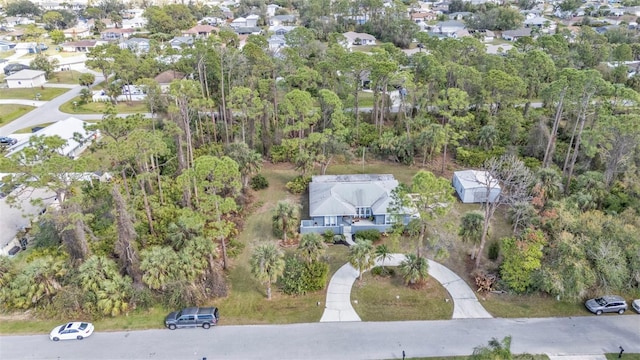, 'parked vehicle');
632,299,640,314
164,307,219,330
49,322,94,341
0,137,17,146
585,295,628,315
